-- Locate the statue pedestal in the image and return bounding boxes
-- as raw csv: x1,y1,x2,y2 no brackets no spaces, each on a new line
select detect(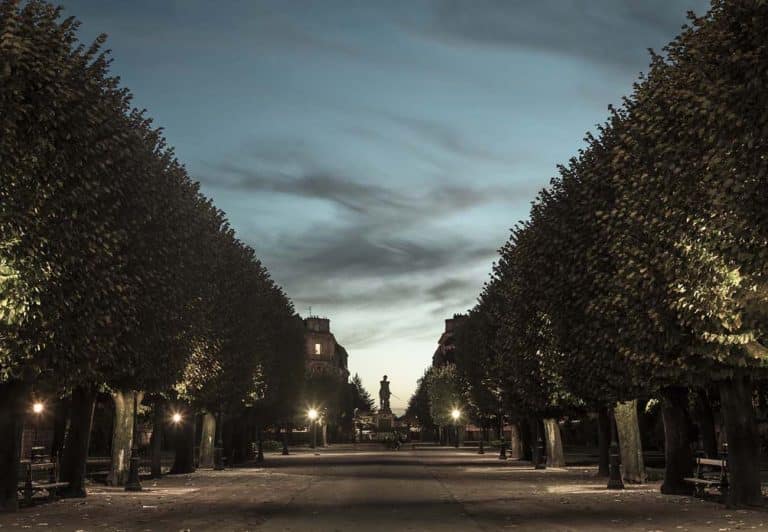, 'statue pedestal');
377,412,393,432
